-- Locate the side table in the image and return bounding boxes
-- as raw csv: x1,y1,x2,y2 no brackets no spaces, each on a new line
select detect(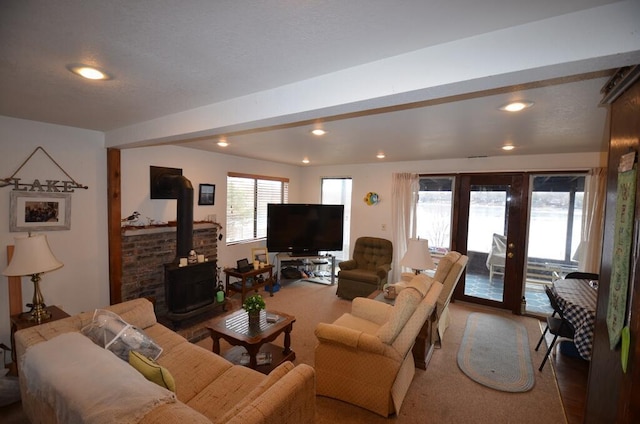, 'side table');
9,305,70,375
224,265,275,303
368,290,436,370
